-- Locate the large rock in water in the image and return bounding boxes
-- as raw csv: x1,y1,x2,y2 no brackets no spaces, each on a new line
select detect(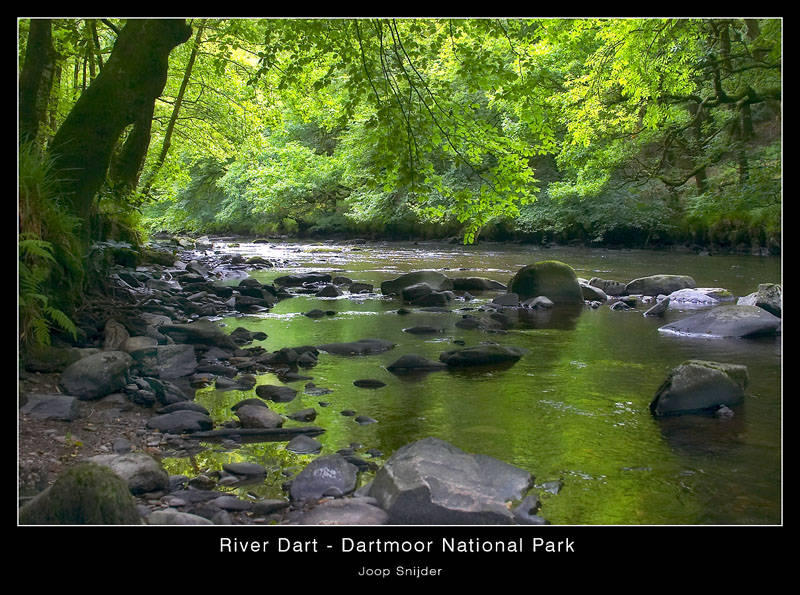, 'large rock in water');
59,351,133,400
368,437,534,524
625,274,696,296
19,462,141,525
508,261,583,304
381,271,454,296
439,344,526,367
650,360,749,416
317,338,395,356
658,304,781,338
737,283,782,317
